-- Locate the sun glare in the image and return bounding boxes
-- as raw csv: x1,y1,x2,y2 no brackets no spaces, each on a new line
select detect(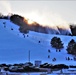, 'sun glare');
27,19,34,24
23,11,69,30
25,12,62,25
24,12,44,25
